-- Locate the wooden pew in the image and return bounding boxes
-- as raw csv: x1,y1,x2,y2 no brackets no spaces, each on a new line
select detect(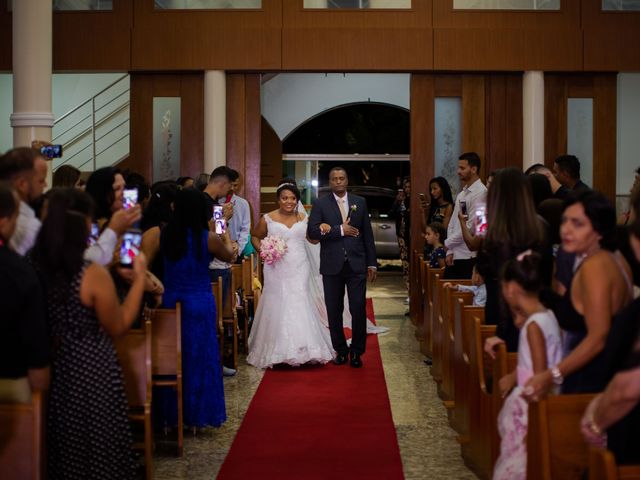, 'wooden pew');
150,304,183,456
421,267,444,358
0,391,44,480
440,281,473,404
451,297,484,436
430,277,447,383
527,393,596,480
211,281,224,356
221,267,240,369
410,250,424,327
589,448,640,480
115,320,153,480
415,259,429,343
463,314,497,480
